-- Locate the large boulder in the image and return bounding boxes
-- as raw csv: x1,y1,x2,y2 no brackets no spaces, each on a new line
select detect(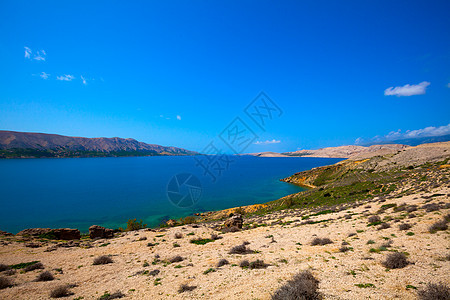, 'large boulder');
53,228,81,240
223,214,243,229
89,225,114,239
